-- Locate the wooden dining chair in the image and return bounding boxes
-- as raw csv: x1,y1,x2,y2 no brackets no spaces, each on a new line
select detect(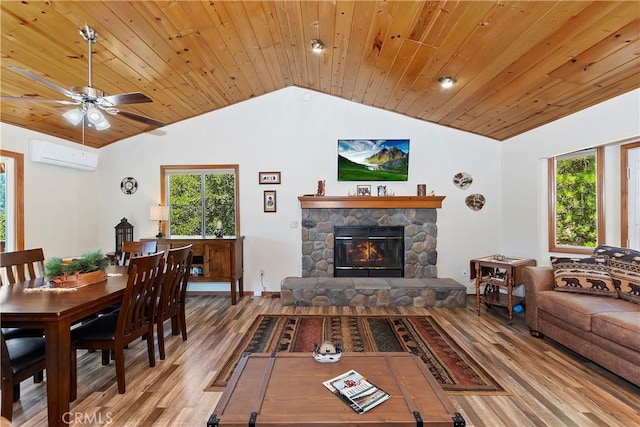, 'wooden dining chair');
118,241,157,267
70,252,165,396
0,248,45,343
0,330,47,421
0,248,45,286
155,245,193,360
